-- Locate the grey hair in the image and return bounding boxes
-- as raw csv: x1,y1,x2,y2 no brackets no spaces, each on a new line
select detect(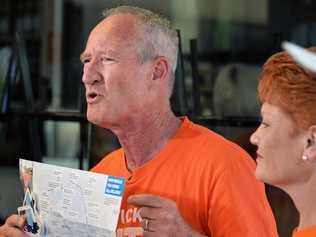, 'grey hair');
103,6,179,94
